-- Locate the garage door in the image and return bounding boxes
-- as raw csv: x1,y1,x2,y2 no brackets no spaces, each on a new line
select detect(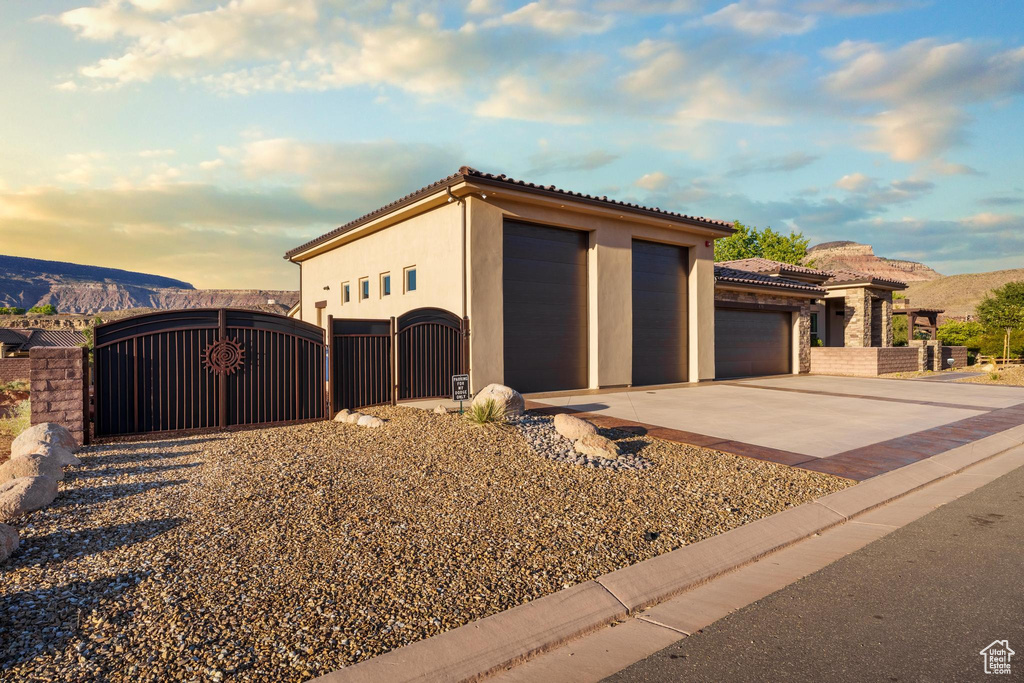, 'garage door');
632,240,688,385
715,308,792,378
503,220,588,393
